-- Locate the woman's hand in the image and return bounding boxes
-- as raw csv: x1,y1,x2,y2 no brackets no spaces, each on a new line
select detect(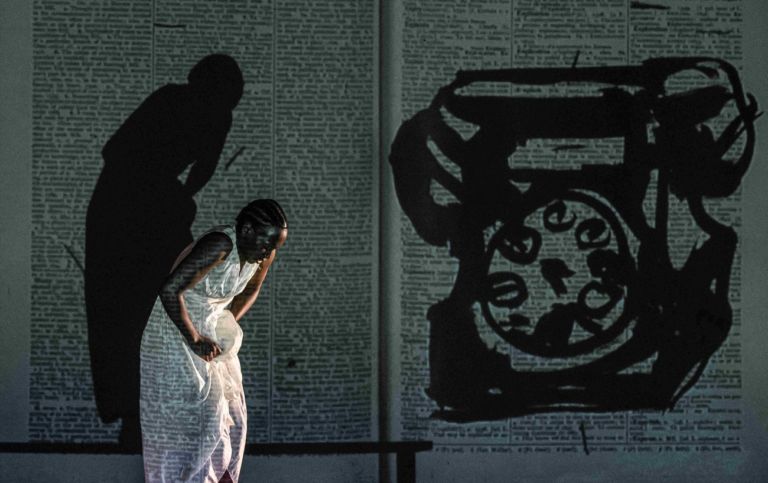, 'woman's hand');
229,228,286,322
188,334,222,362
